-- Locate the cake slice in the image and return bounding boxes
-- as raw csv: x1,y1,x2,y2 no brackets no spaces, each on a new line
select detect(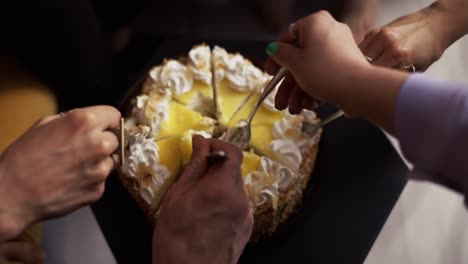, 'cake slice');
250,125,275,157
177,45,215,116
212,46,265,125
227,89,283,128
250,111,320,173
130,92,214,139
120,132,183,218
157,101,215,139
241,151,261,178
